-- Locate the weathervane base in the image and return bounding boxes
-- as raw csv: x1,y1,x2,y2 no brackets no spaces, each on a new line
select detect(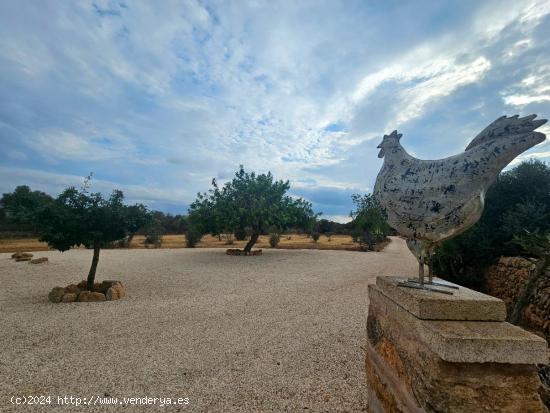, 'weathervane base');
397,280,454,295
